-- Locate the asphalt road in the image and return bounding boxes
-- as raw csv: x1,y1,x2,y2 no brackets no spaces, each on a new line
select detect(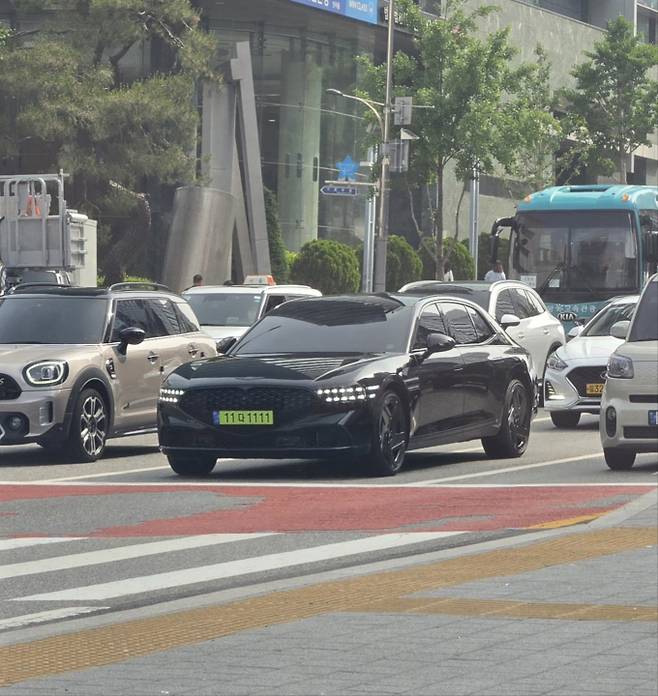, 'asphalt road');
0,411,656,638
